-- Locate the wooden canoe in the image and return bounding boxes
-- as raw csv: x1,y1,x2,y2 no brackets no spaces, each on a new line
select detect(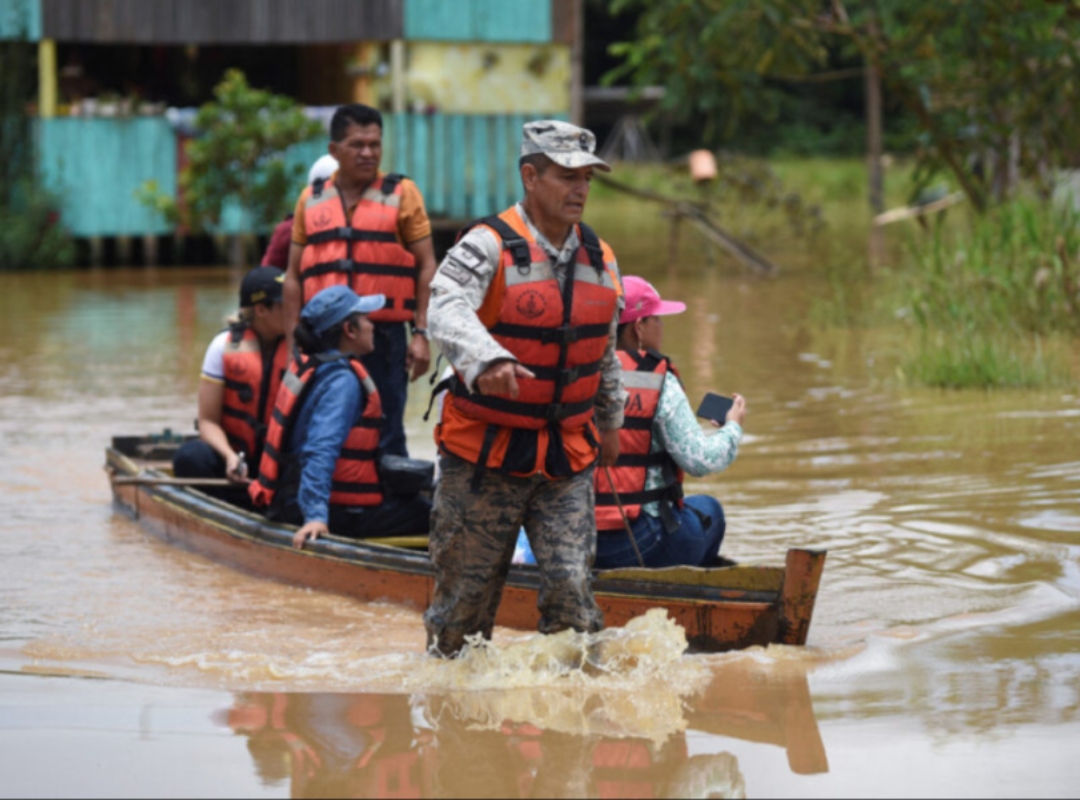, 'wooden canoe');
106,435,826,652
